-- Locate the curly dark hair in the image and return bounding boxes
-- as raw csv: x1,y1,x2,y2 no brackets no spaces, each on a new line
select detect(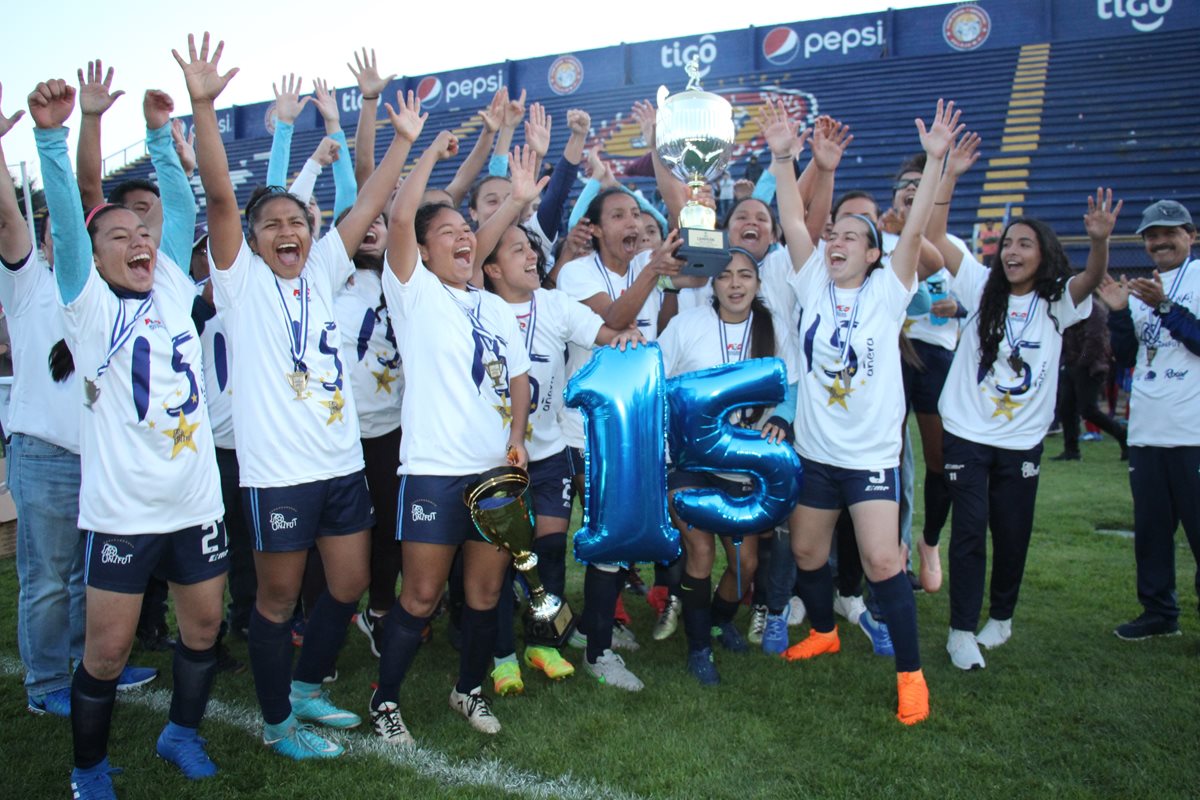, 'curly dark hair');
481,223,548,291
976,217,1071,375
